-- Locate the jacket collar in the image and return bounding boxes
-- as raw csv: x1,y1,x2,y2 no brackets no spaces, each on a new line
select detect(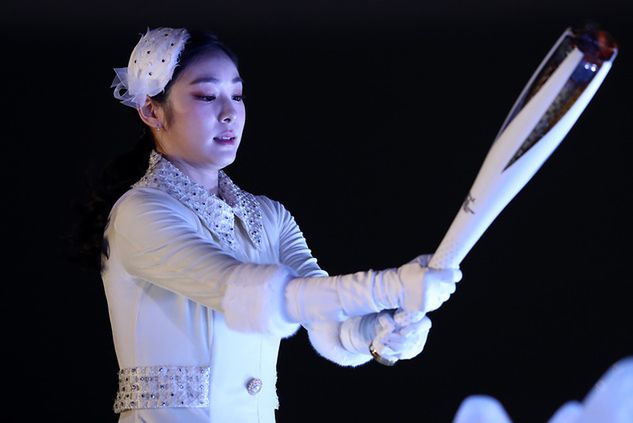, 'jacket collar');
134,150,263,251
